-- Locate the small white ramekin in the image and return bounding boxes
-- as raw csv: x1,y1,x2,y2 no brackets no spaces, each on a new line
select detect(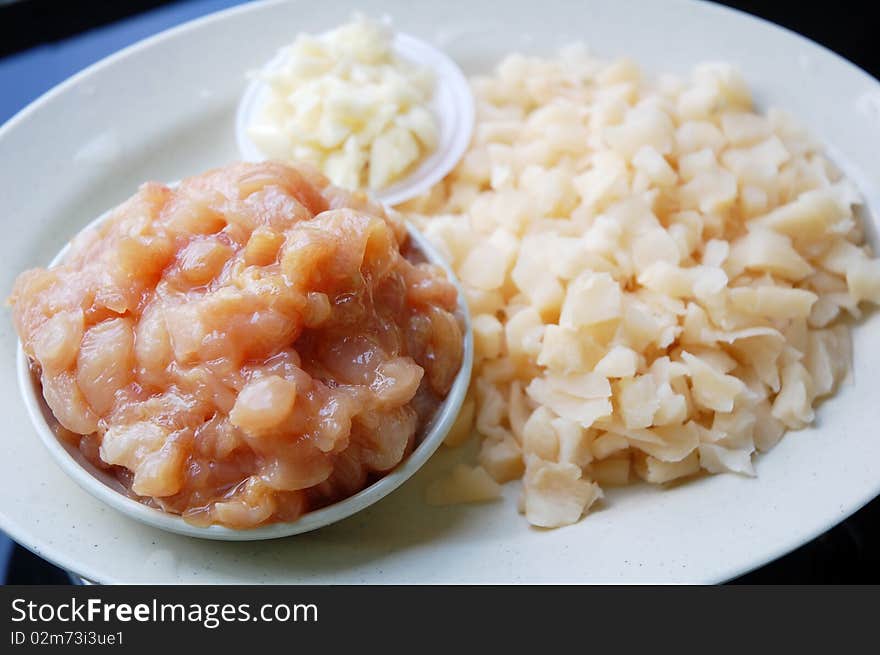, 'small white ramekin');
236,31,474,207
17,206,473,541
